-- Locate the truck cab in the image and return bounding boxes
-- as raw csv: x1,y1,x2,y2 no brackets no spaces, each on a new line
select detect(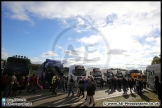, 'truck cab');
68,65,86,87
88,68,102,86
37,59,64,88
2,55,32,88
